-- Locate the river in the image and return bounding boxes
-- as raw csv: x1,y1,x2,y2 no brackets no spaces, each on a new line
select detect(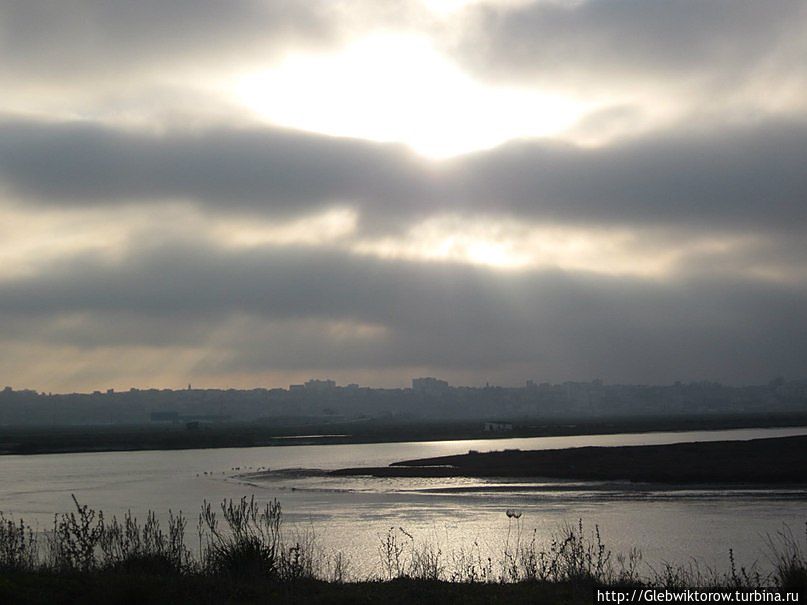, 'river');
2,426,805,578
